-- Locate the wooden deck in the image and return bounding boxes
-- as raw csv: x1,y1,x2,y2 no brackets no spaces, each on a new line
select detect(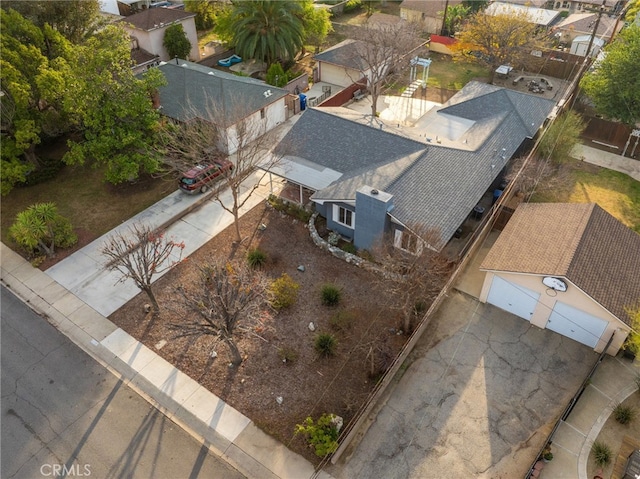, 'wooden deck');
612,434,640,479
